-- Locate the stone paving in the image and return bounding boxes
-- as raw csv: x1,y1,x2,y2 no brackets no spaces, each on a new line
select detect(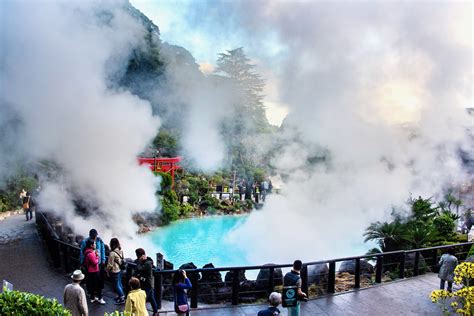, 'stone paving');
0,213,443,315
